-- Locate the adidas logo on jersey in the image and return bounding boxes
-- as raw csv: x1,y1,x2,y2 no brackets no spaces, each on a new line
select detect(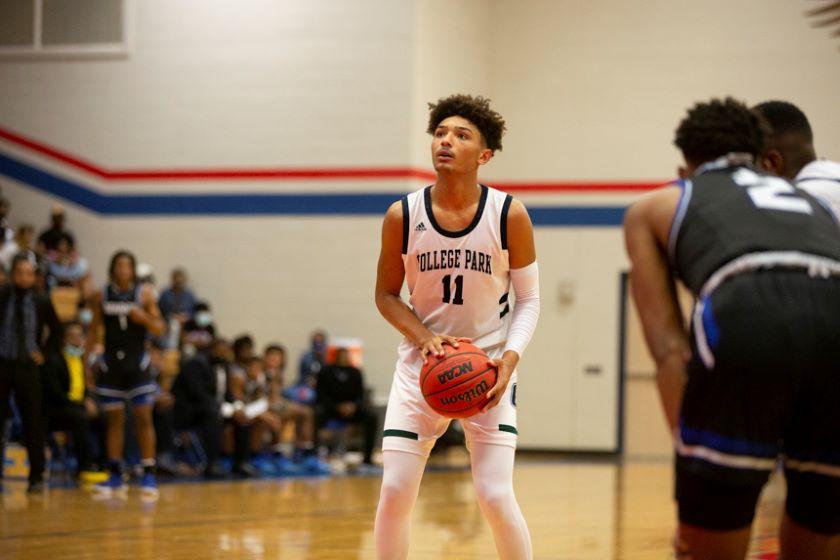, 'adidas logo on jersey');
415,222,427,232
